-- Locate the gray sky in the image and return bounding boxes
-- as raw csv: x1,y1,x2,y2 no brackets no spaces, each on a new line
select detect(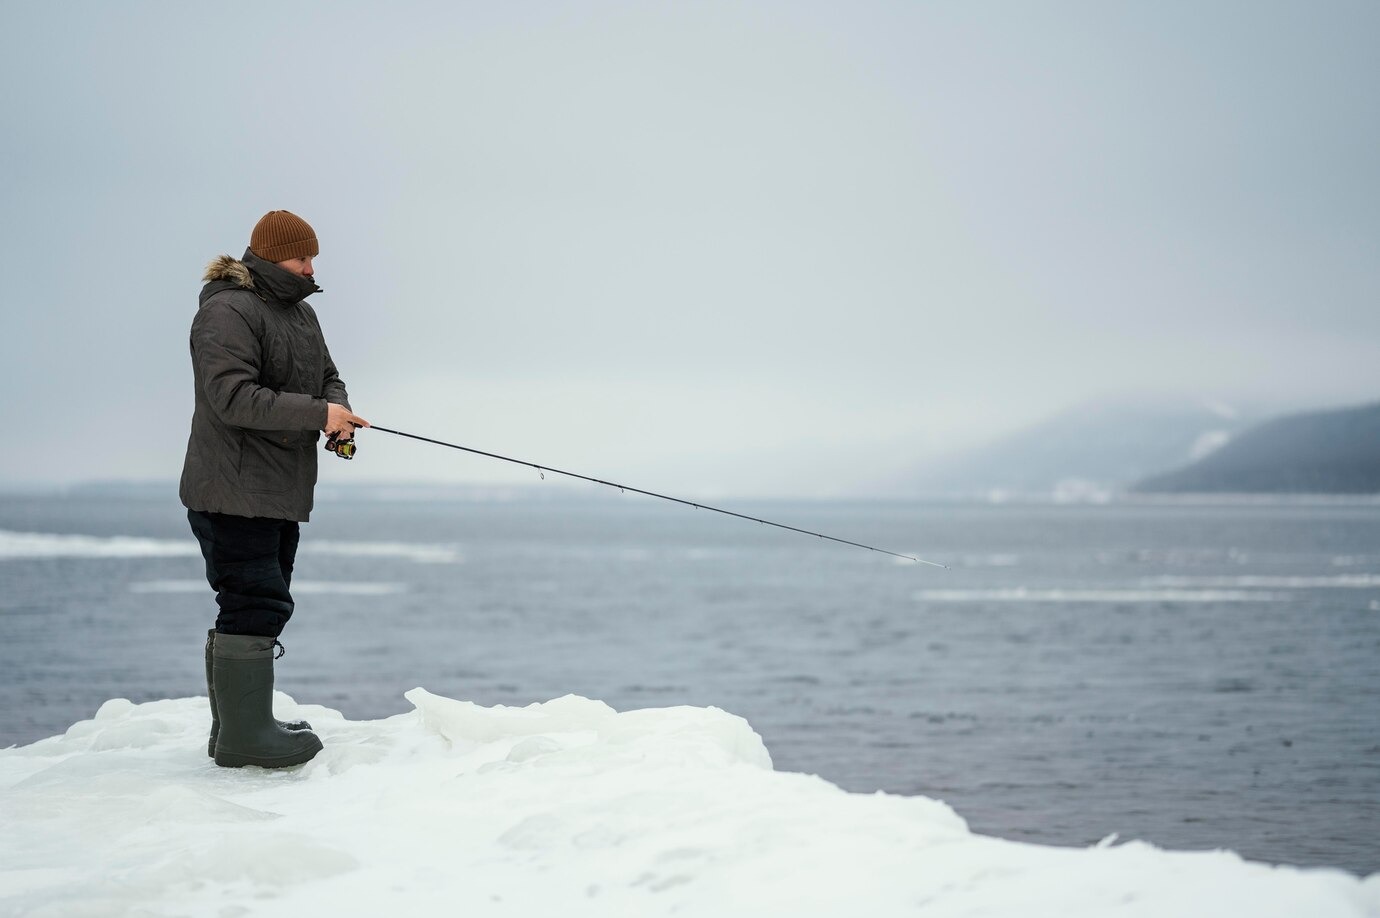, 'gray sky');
2,1,1376,496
